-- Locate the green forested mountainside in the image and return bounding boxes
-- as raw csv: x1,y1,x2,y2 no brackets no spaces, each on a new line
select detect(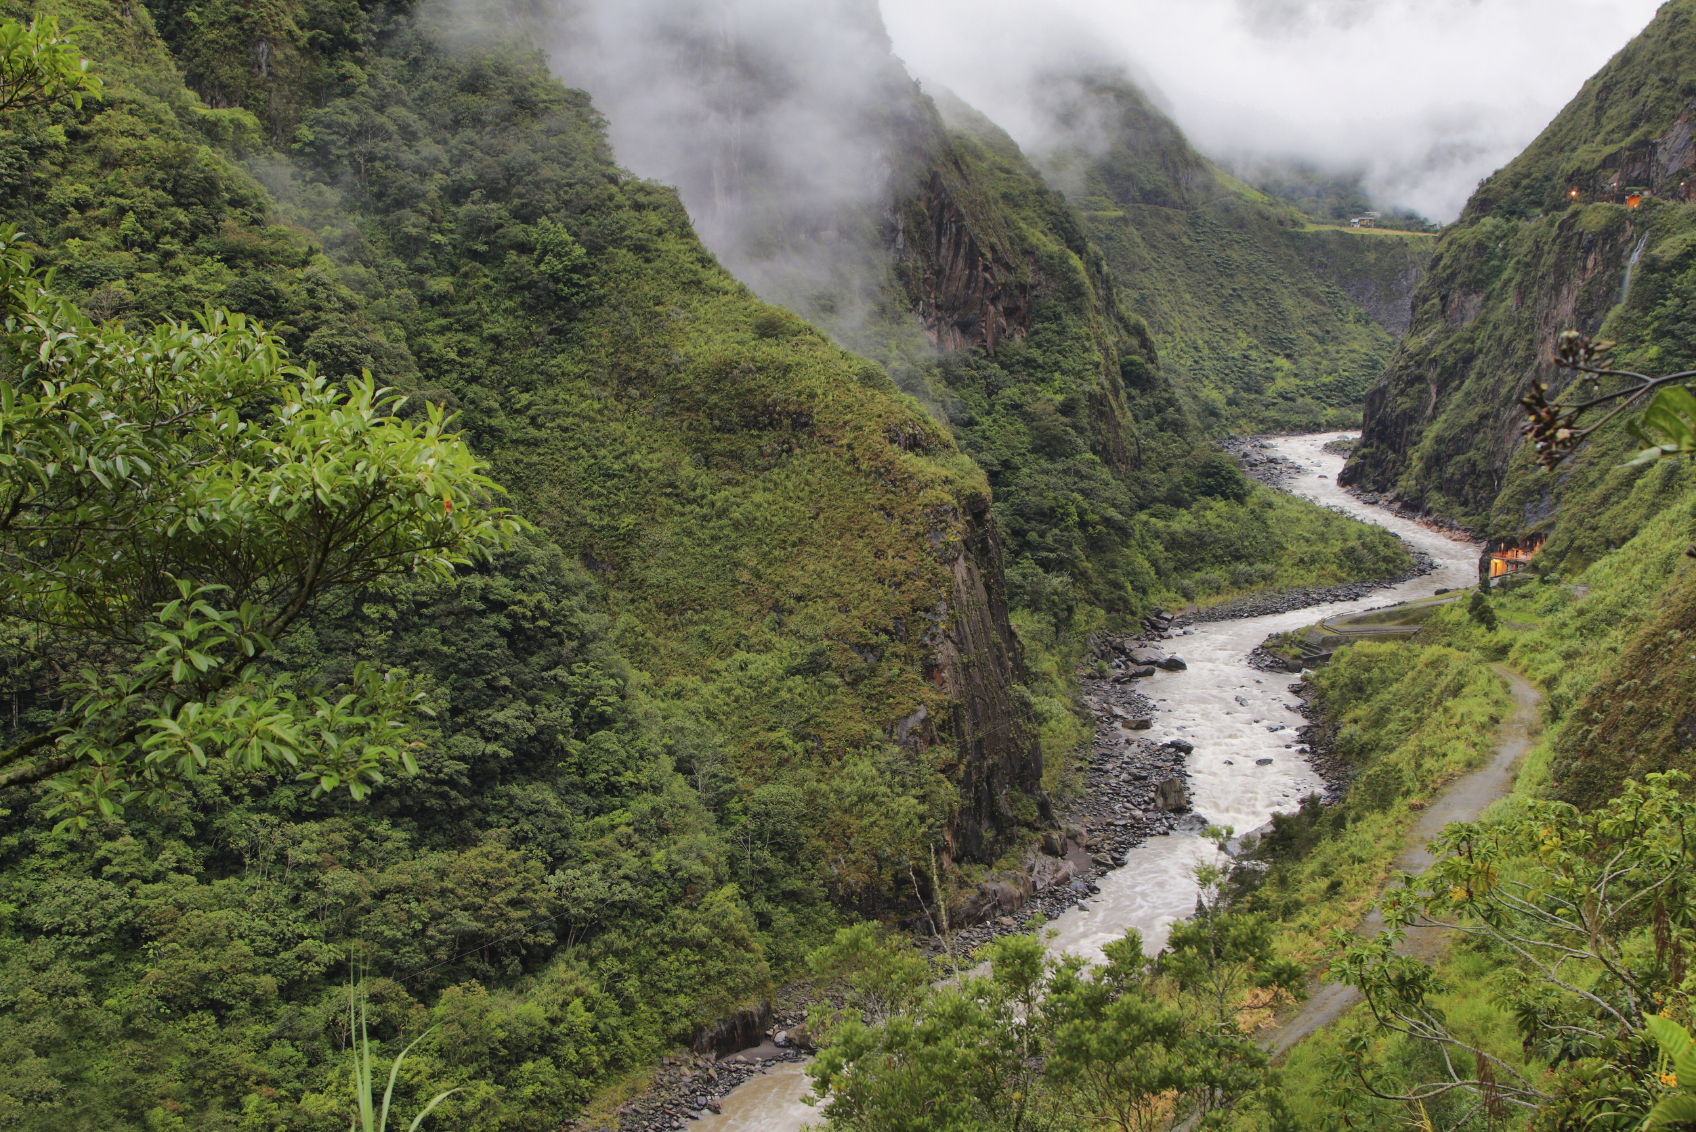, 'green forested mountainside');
1026,76,1433,435
0,3,1425,1130
792,84,1413,622
0,2,1035,1127
2,0,1019,842
1341,0,1696,556
1238,161,1437,233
